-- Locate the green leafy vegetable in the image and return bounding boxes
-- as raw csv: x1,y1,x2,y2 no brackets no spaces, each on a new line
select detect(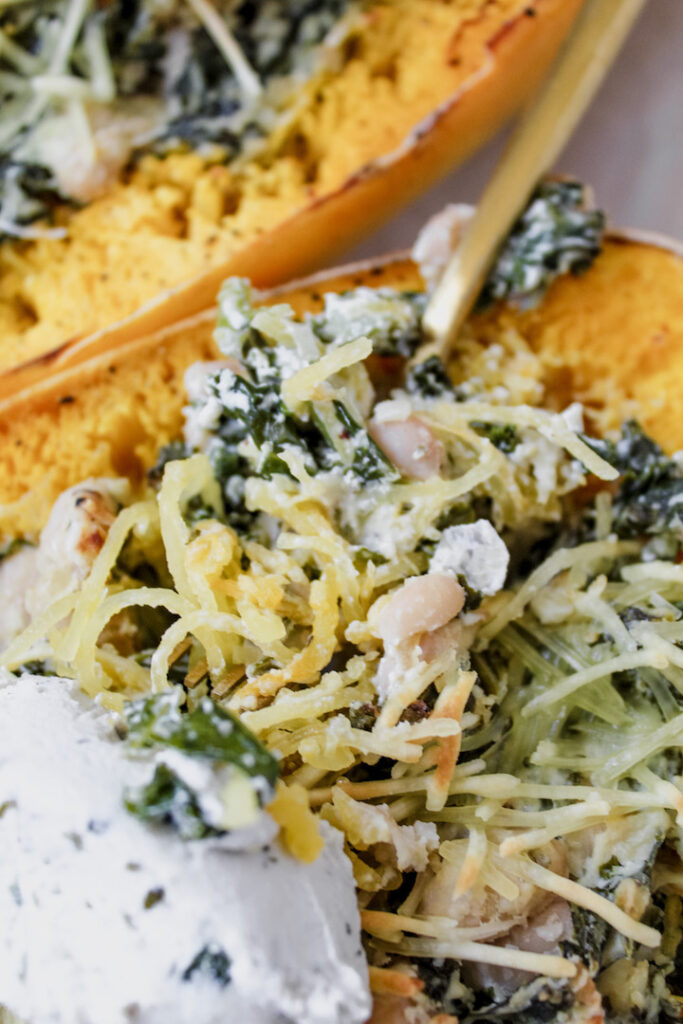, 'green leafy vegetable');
583,420,683,538
563,906,609,970
124,690,278,789
124,761,219,840
405,355,457,399
331,400,398,483
477,180,605,310
470,421,521,453
13,659,52,678
194,280,401,496
123,691,277,838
